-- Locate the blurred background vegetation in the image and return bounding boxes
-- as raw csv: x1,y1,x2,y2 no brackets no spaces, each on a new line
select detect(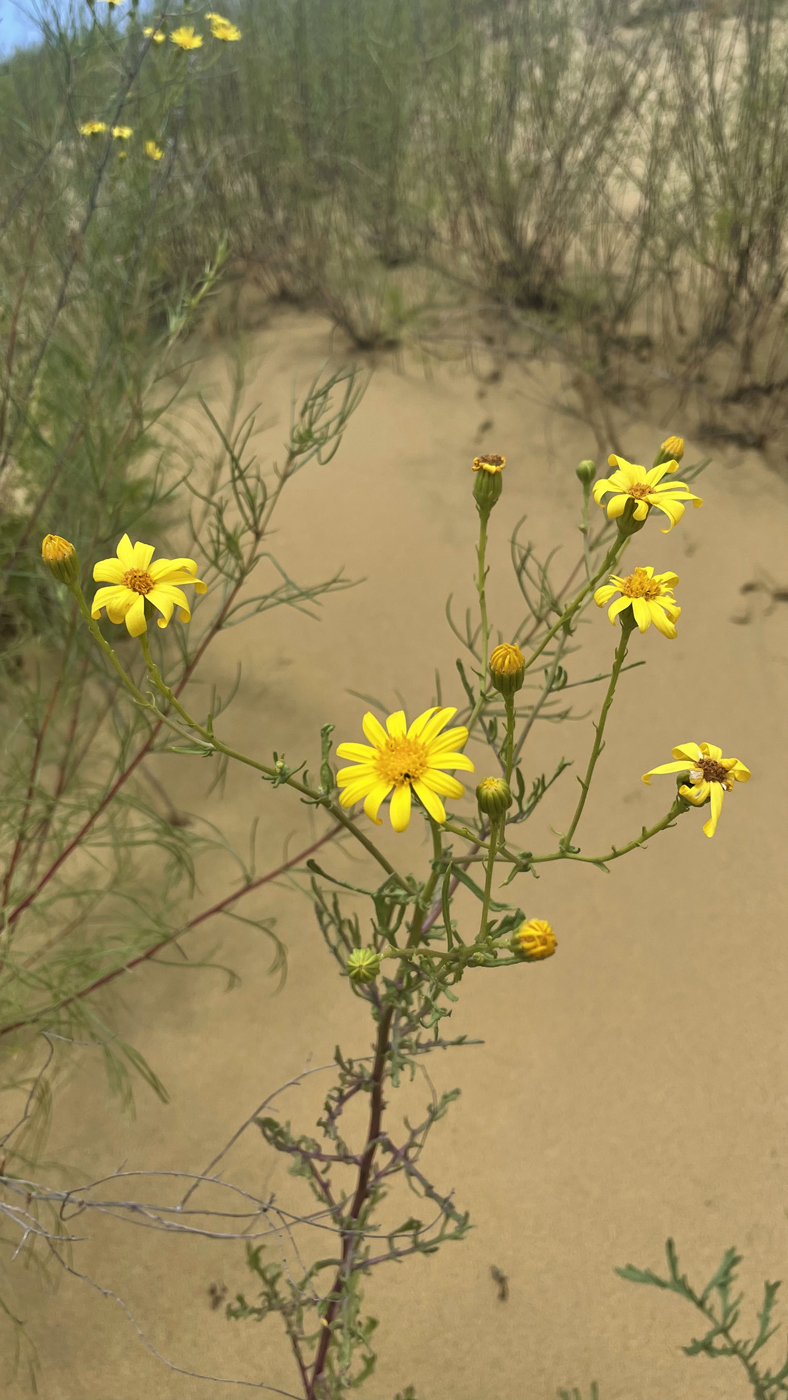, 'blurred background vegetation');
0,0,787,1380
